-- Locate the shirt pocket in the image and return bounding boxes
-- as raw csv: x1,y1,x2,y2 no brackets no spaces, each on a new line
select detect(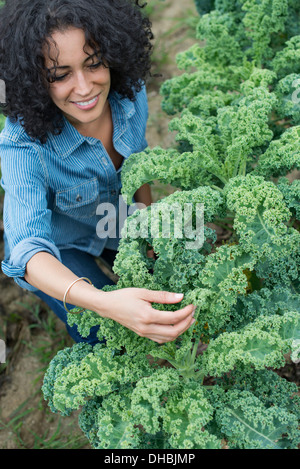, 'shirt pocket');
54,178,100,220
